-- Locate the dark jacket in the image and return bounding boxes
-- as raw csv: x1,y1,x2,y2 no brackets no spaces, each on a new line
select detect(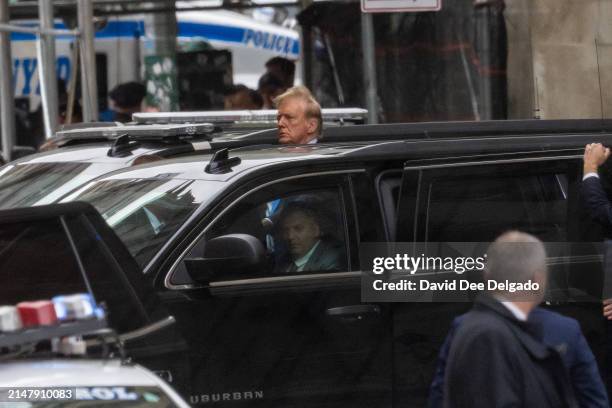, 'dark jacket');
444,295,578,408
582,176,612,231
430,307,608,408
